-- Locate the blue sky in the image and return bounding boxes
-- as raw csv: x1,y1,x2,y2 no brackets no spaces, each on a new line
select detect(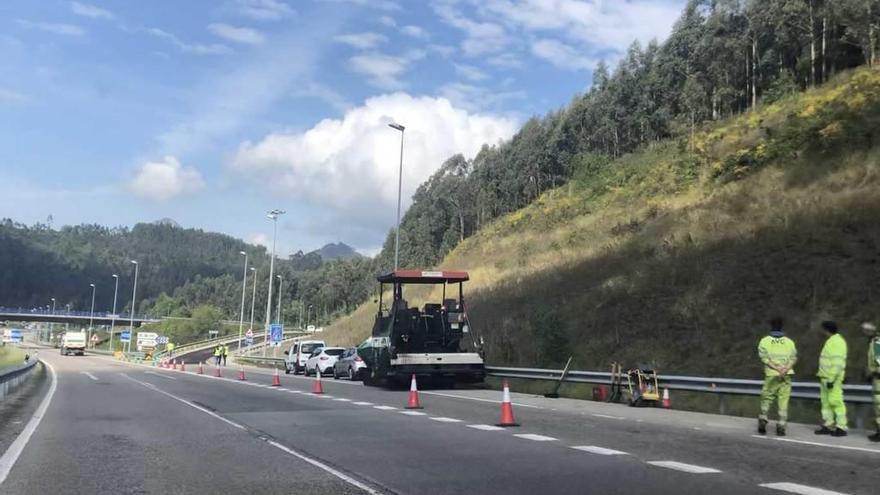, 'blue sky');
0,0,684,255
